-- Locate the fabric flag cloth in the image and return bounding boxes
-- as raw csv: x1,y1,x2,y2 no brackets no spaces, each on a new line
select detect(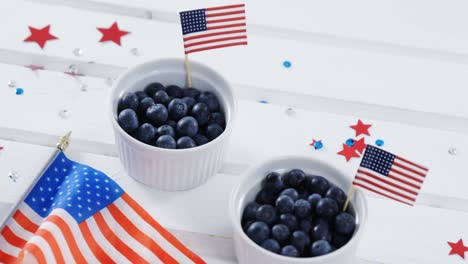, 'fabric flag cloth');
180,4,247,54
0,152,206,264
353,145,428,206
